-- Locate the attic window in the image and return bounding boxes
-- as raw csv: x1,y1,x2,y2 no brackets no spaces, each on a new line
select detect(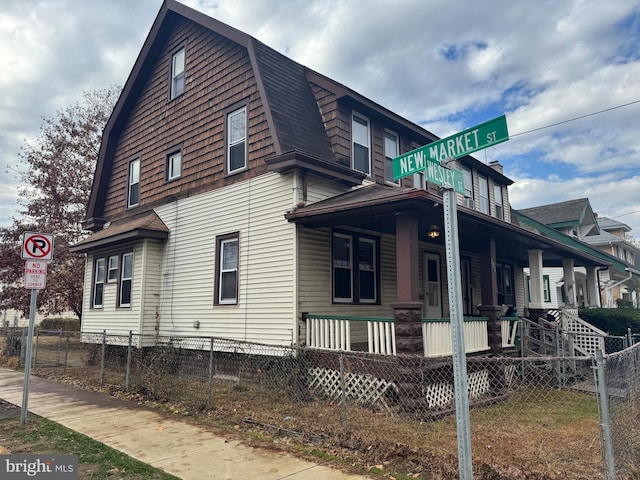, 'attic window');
352,113,370,175
170,48,185,99
227,107,247,173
